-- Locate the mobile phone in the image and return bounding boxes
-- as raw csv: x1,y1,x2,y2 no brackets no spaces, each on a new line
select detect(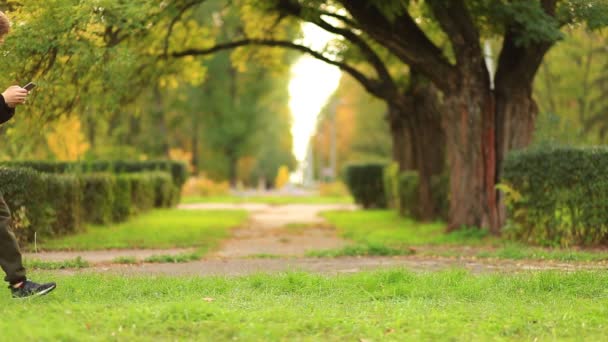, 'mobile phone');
23,82,36,91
